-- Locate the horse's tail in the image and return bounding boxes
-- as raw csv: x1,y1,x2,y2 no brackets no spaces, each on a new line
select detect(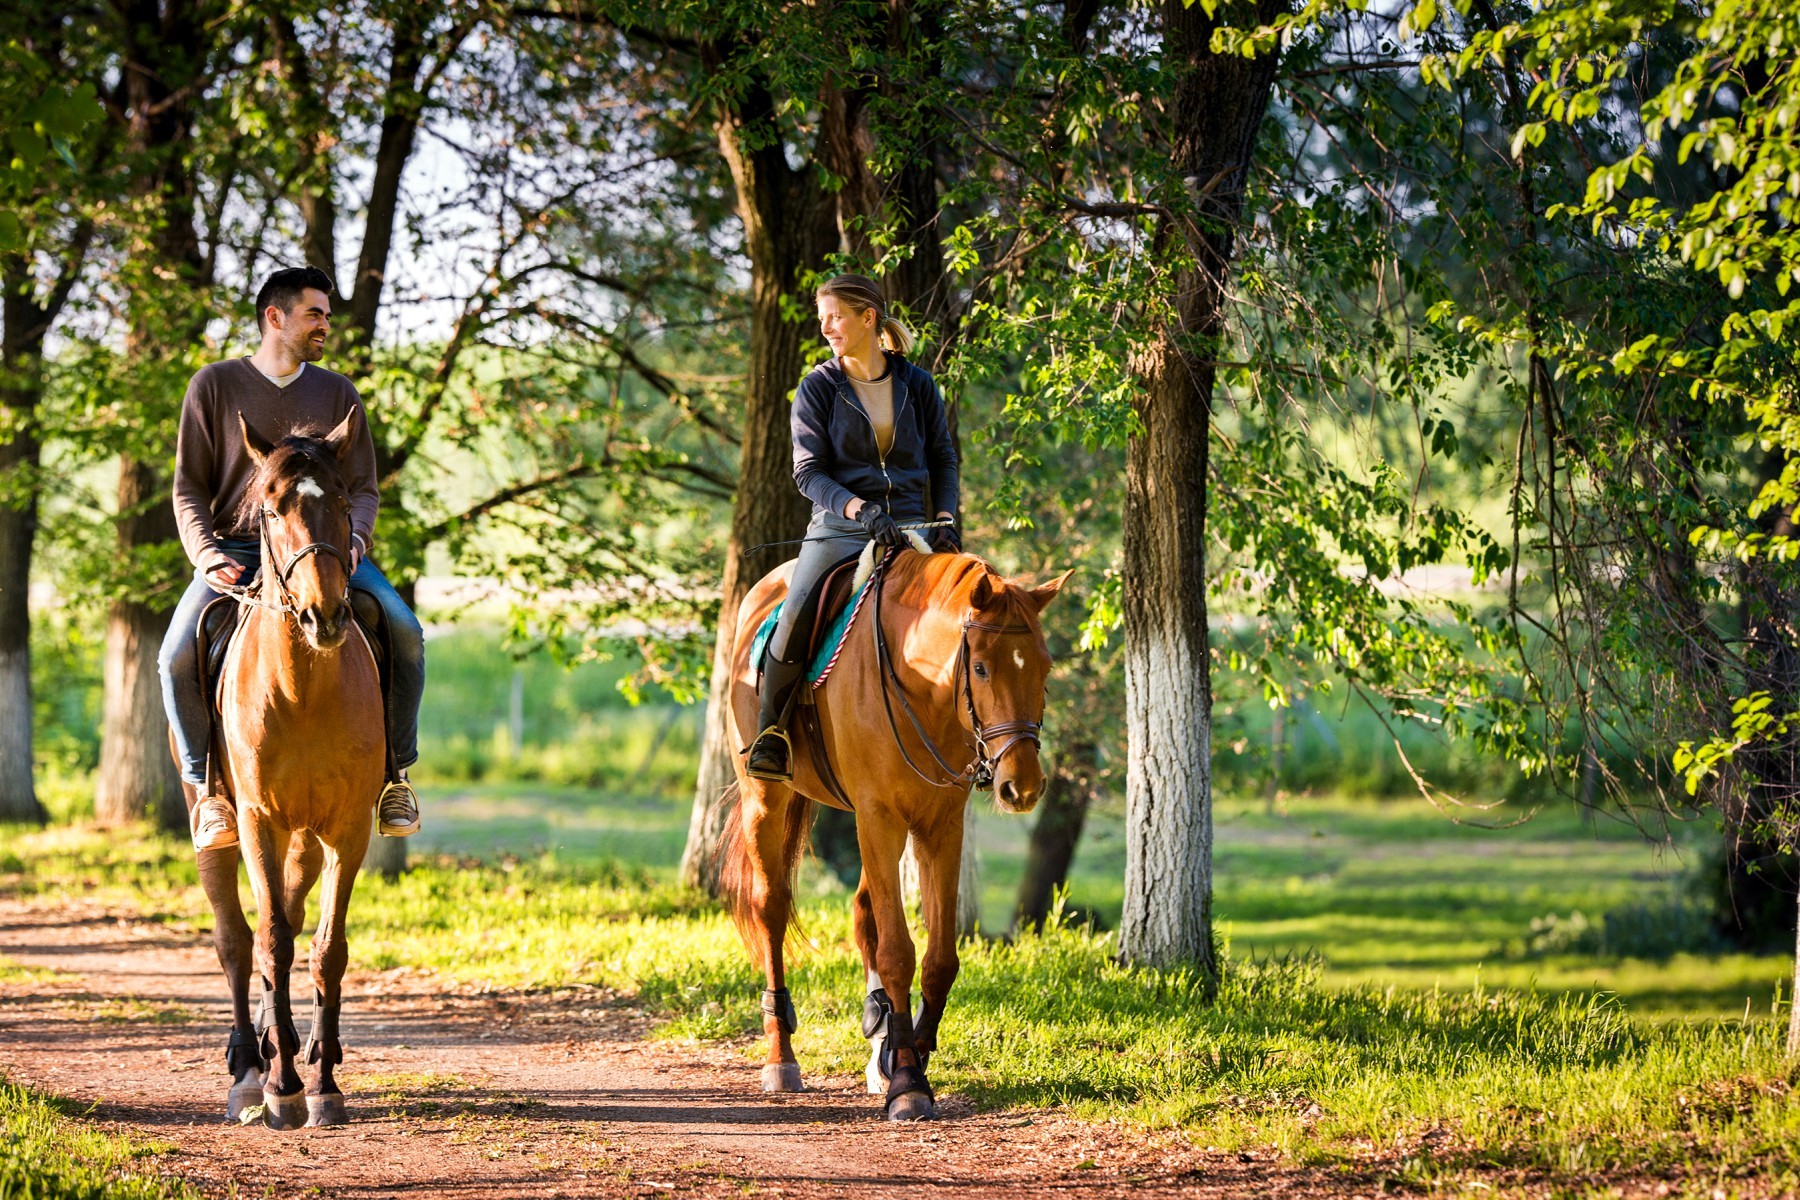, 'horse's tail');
717,780,816,967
